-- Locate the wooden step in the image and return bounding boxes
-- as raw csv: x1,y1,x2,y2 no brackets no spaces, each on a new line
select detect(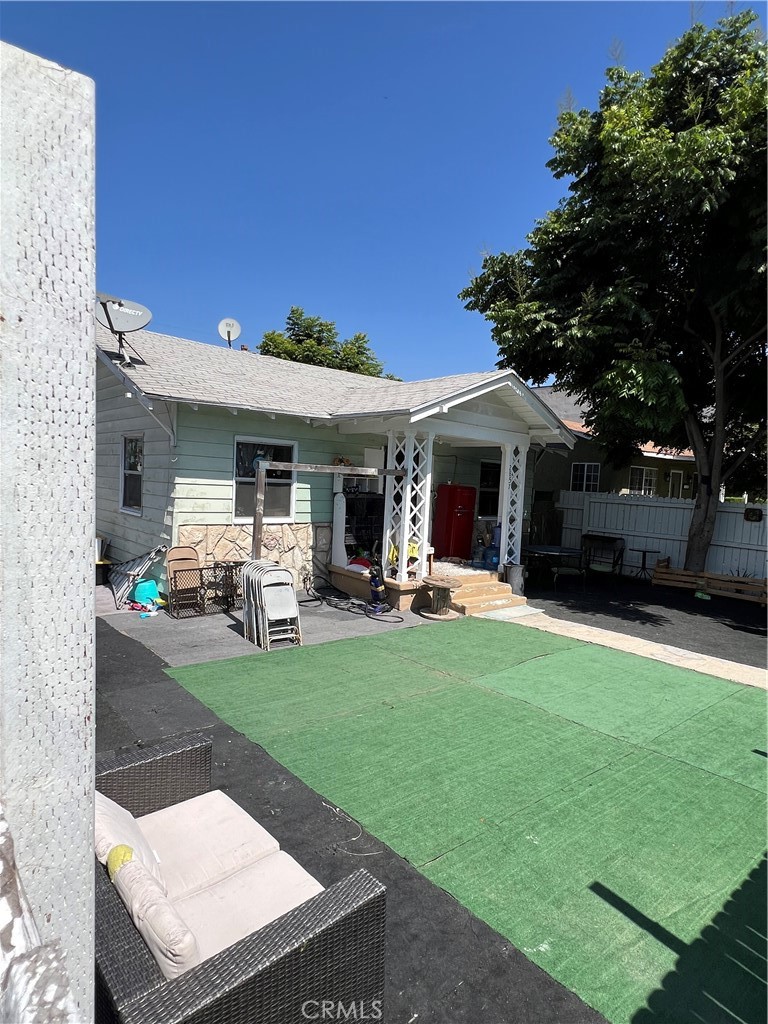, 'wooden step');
451,593,528,616
449,579,527,616
452,581,511,598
